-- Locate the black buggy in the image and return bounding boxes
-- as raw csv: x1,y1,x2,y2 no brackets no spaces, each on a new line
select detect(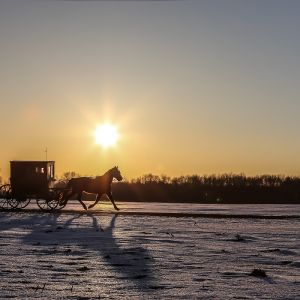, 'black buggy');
0,161,64,210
